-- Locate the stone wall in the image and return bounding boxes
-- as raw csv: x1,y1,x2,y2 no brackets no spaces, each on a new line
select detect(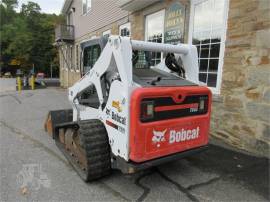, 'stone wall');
211,0,270,157
60,69,81,88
